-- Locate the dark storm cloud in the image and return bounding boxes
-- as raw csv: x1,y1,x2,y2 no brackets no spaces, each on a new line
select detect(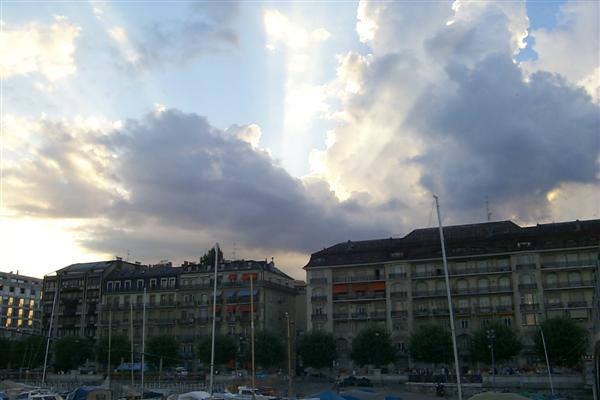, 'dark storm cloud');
107,110,388,253
409,53,600,213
